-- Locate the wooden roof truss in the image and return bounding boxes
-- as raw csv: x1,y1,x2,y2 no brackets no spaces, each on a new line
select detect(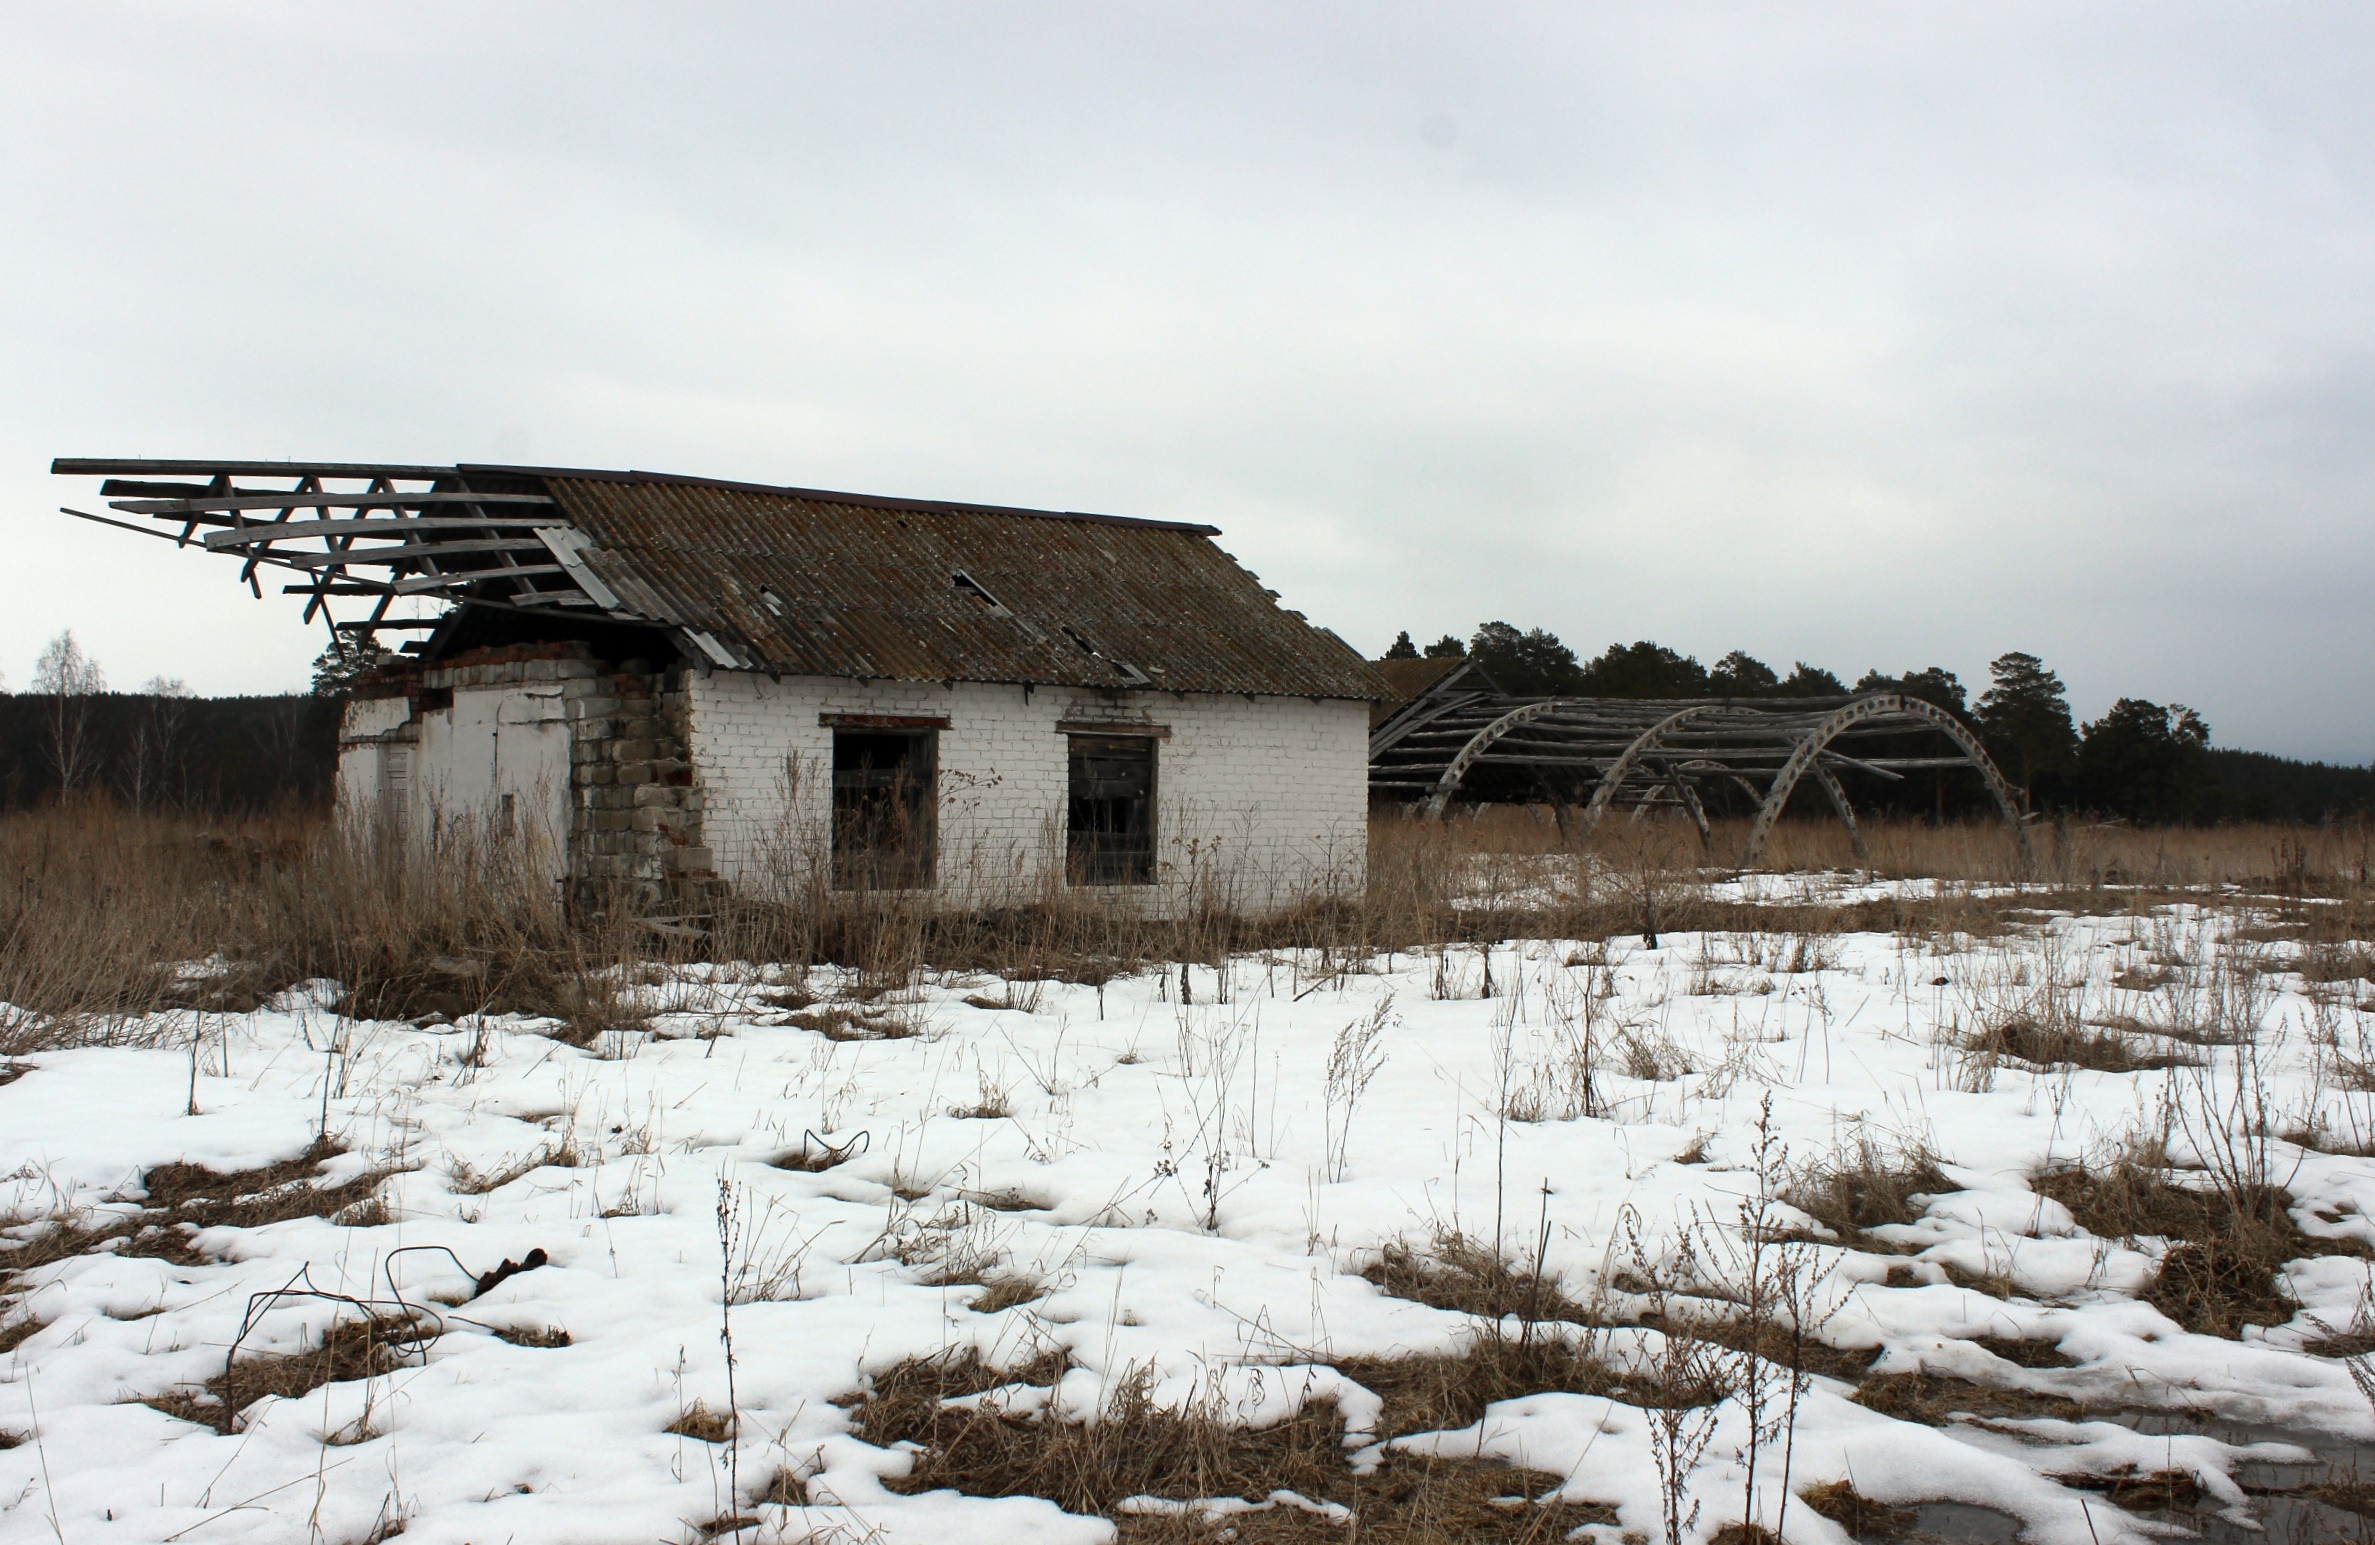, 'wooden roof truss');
54,459,618,643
